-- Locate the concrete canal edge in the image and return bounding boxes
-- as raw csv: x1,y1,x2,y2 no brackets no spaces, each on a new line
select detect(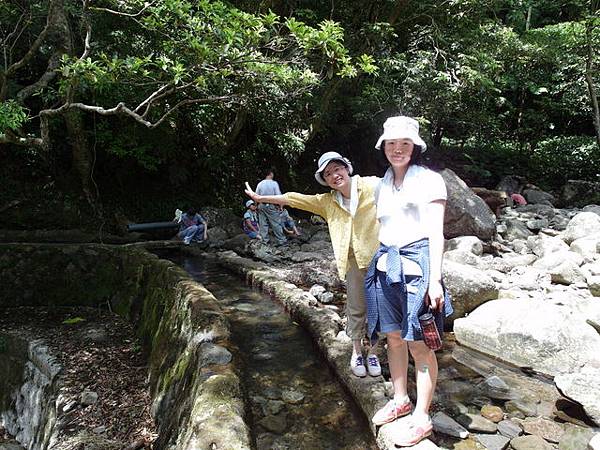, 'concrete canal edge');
212,250,440,450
